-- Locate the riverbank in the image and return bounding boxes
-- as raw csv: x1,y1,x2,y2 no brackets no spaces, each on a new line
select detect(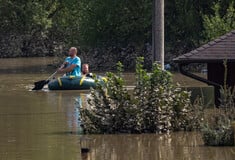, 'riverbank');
0,41,154,71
